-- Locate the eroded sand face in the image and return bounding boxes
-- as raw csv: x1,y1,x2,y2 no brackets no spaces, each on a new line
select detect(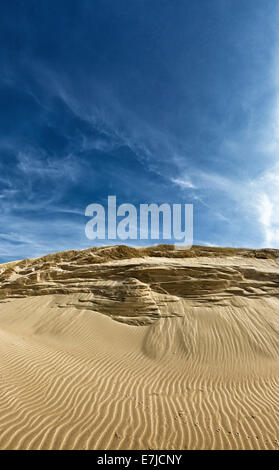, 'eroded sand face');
0,245,278,449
